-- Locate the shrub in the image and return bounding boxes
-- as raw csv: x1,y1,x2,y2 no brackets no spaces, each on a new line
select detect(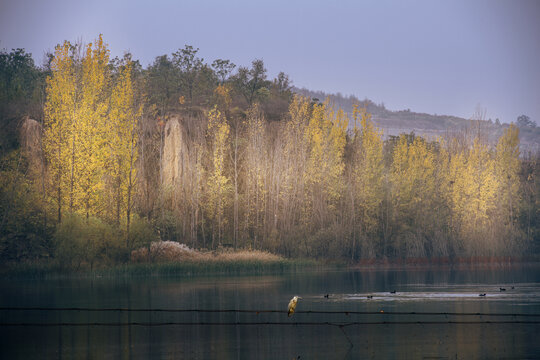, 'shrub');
128,214,158,251
0,151,52,263
54,214,121,269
